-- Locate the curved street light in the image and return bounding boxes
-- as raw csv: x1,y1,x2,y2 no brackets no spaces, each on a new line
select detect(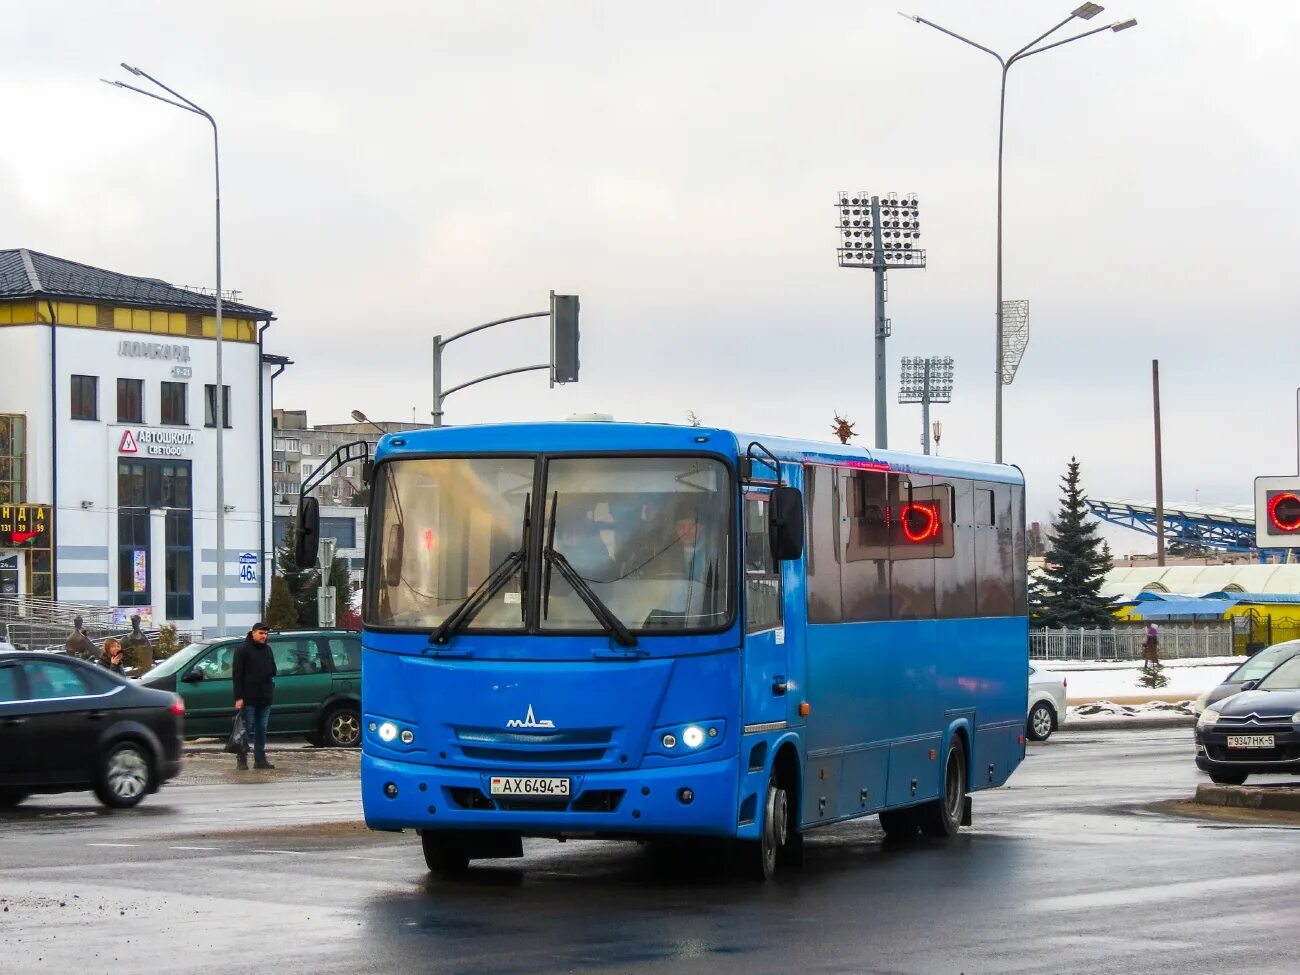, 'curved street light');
102,64,231,633
900,6,1137,463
